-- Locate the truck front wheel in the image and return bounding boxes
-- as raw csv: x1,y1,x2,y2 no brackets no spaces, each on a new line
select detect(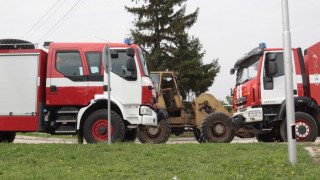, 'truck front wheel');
201,112,235,143
137,119,171,144
83,109,125,143
280,112,318,142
